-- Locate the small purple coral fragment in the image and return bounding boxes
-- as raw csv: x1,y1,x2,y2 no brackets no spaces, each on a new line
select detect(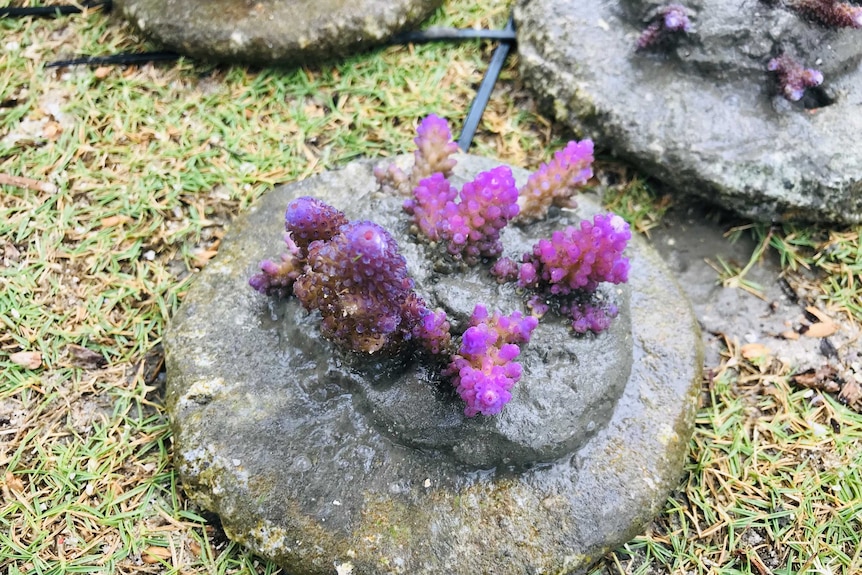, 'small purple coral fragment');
249,253,303,297
636,4,693,50
414,114,460,180
490,257,519,283
249,196,345,296
792,0,862,28
403,173,458,242
526,295,550,318
564,301,620,334
374,115,460,196
406,165,520,264
767,54,824,101
446,305,538,417
439,166,520,263
519,214,631,295
413,307,453,355
491,213,630,334
293,221,419,354
518,140,595,222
